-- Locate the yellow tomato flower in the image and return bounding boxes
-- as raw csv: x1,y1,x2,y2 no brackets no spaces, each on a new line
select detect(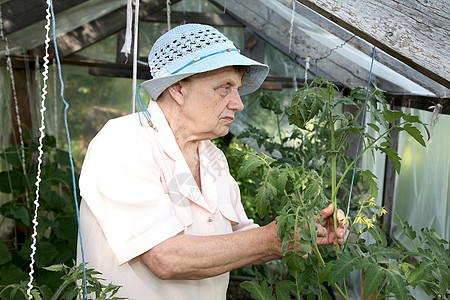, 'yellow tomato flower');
380,207,388,215
368,197,376,207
